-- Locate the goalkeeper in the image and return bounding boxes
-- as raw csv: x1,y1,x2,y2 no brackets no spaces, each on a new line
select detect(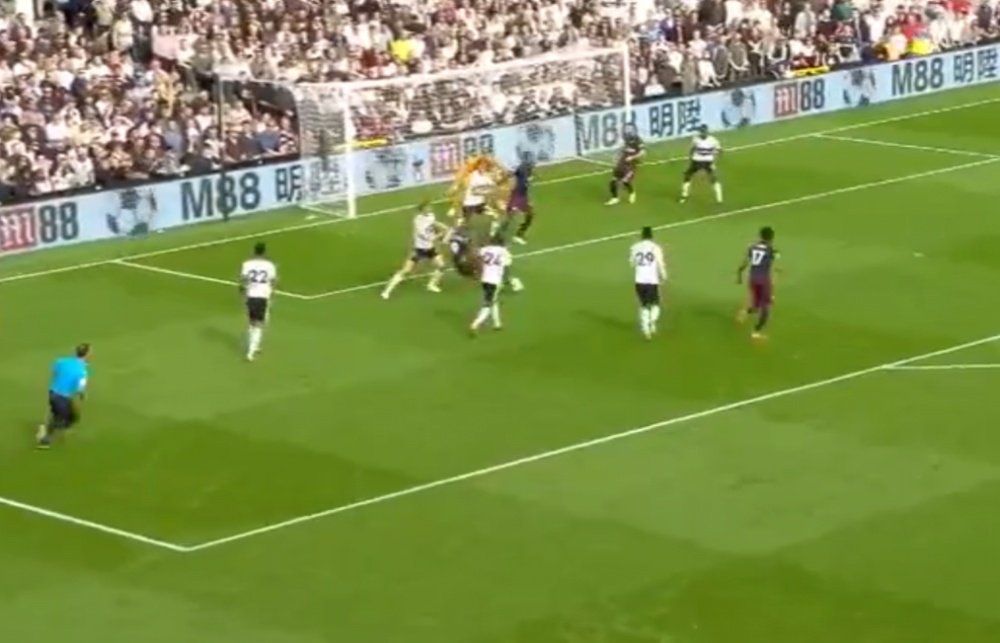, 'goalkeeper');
447,157,506,229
